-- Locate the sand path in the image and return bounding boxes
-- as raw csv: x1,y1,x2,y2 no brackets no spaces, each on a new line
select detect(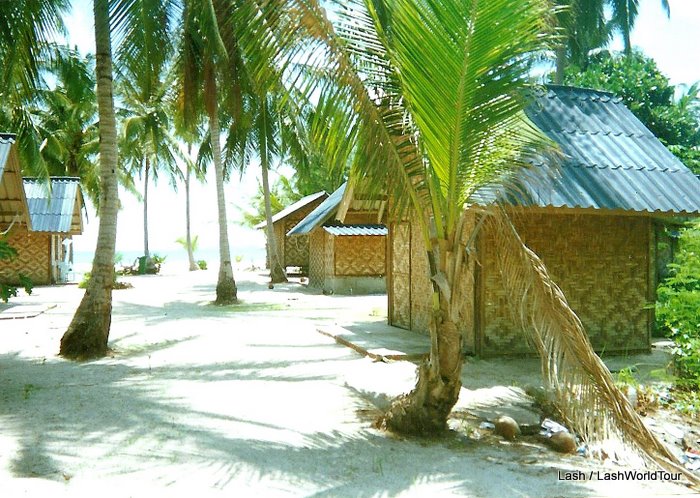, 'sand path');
0,268,694,497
